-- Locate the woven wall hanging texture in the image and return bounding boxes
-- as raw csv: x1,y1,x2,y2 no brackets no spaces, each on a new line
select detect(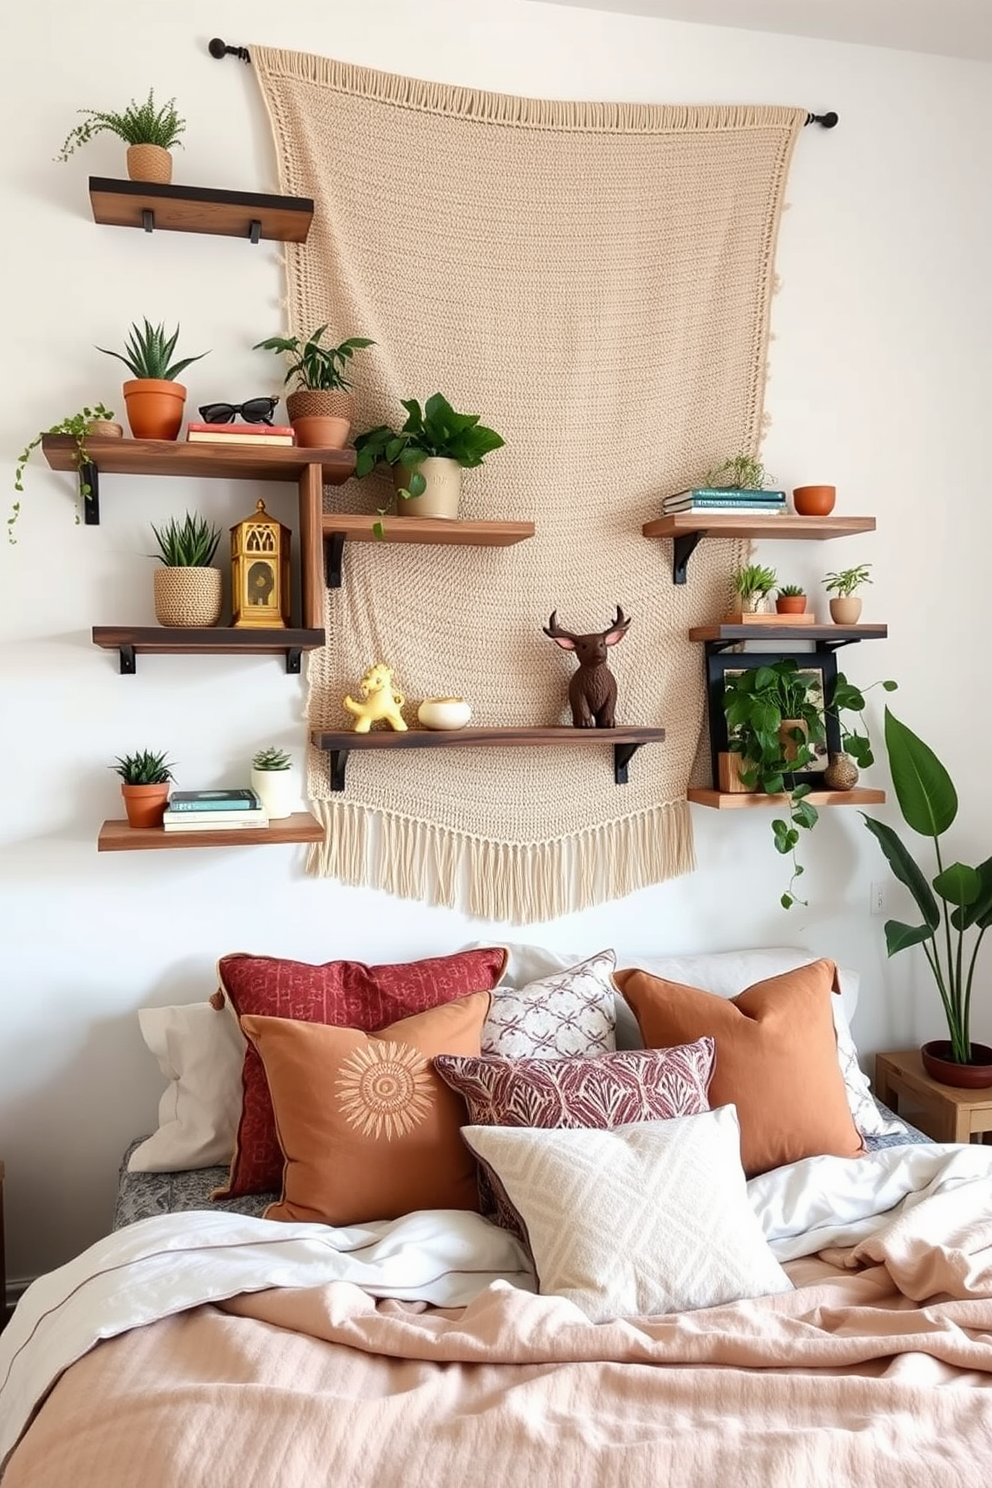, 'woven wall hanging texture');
251,46,804,923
